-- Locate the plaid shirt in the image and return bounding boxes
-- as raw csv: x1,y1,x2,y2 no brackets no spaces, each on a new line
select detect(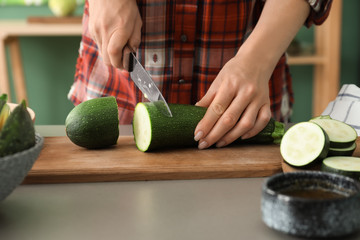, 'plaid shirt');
69,0,332,124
